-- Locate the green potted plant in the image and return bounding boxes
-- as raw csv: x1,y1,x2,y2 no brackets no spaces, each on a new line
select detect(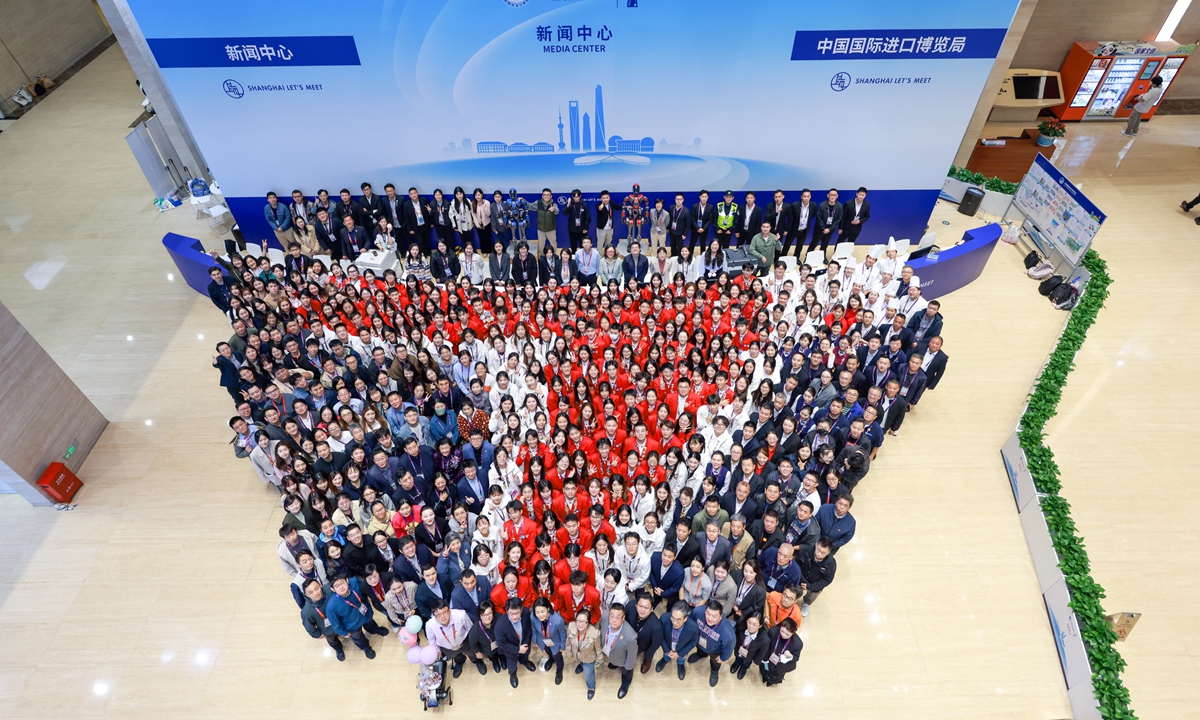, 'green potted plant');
1037,118,1065,147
